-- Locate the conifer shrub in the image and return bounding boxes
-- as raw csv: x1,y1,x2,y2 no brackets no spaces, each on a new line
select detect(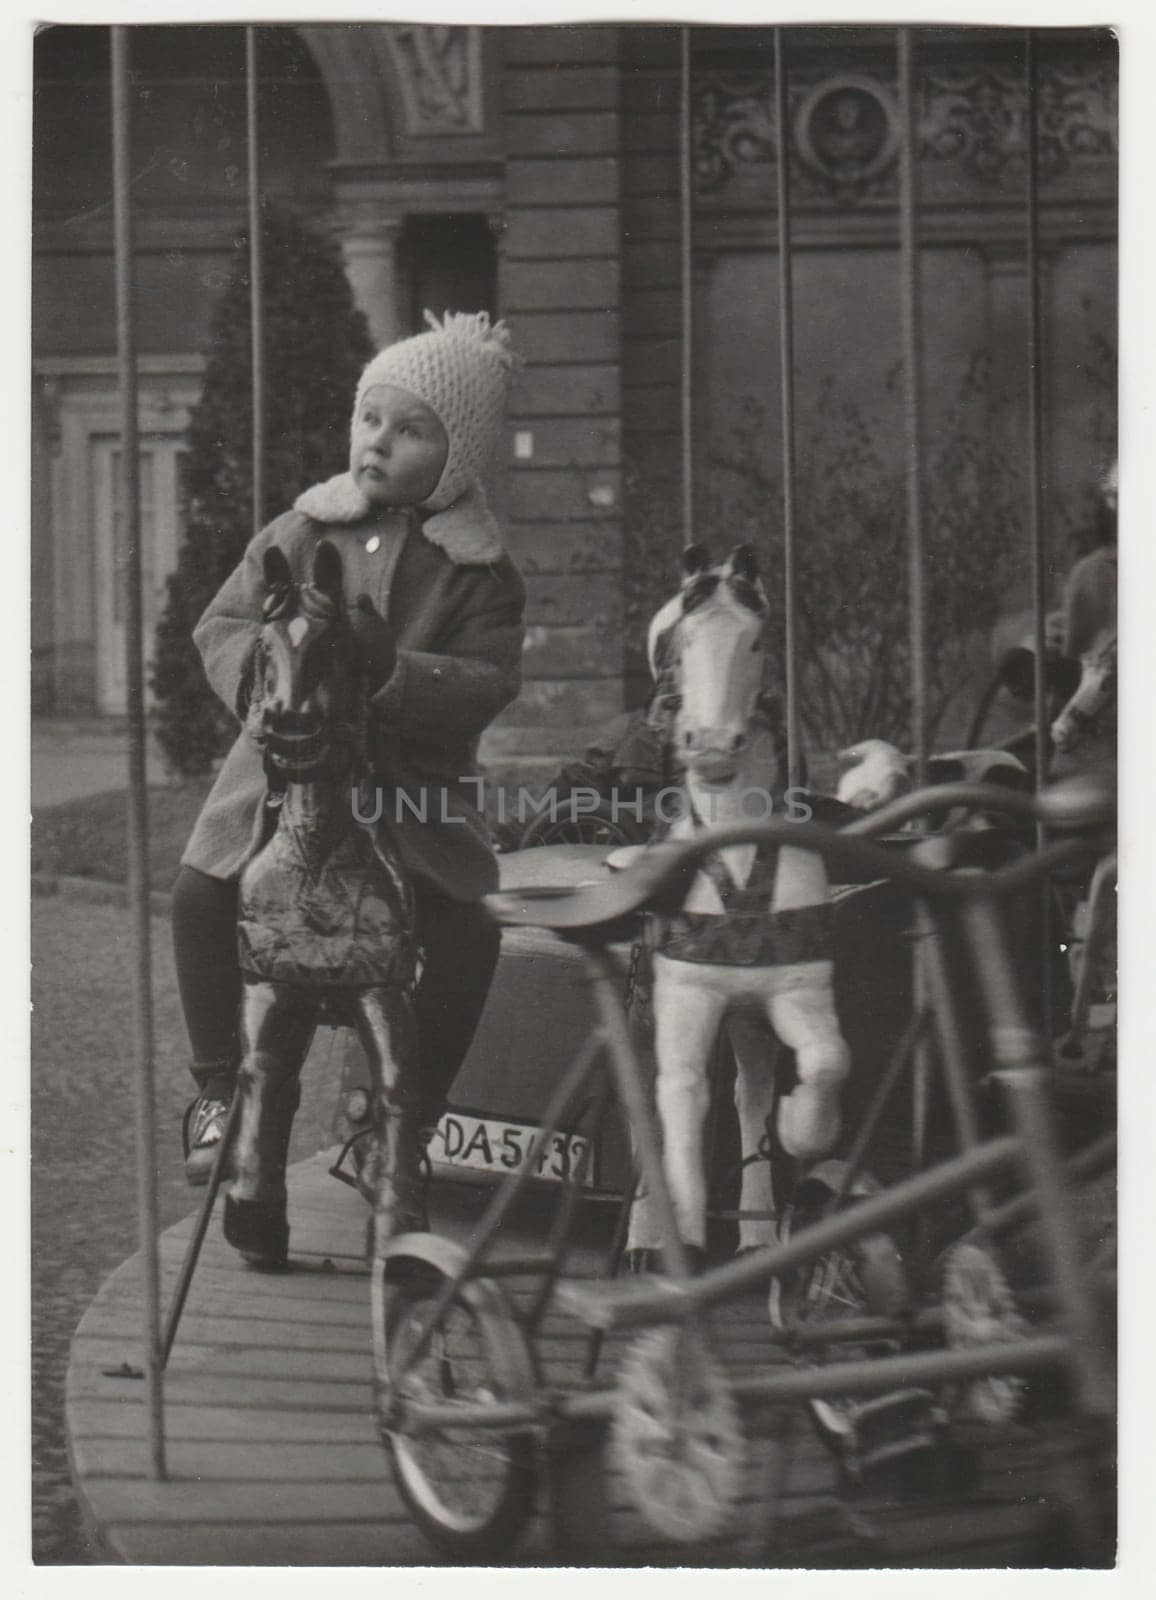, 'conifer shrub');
152,207,373,775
